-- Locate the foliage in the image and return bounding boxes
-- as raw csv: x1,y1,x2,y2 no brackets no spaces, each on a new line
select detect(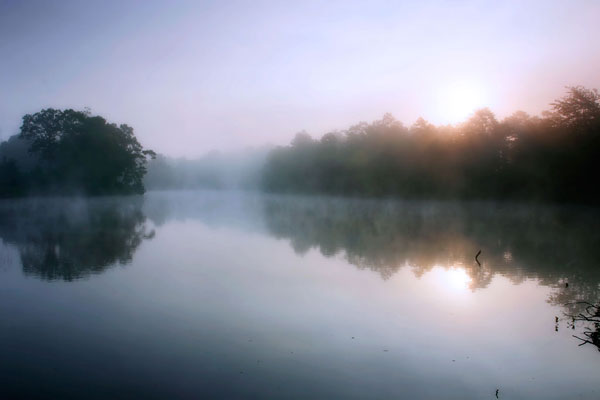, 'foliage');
262,86,600,204
0,108,155,196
